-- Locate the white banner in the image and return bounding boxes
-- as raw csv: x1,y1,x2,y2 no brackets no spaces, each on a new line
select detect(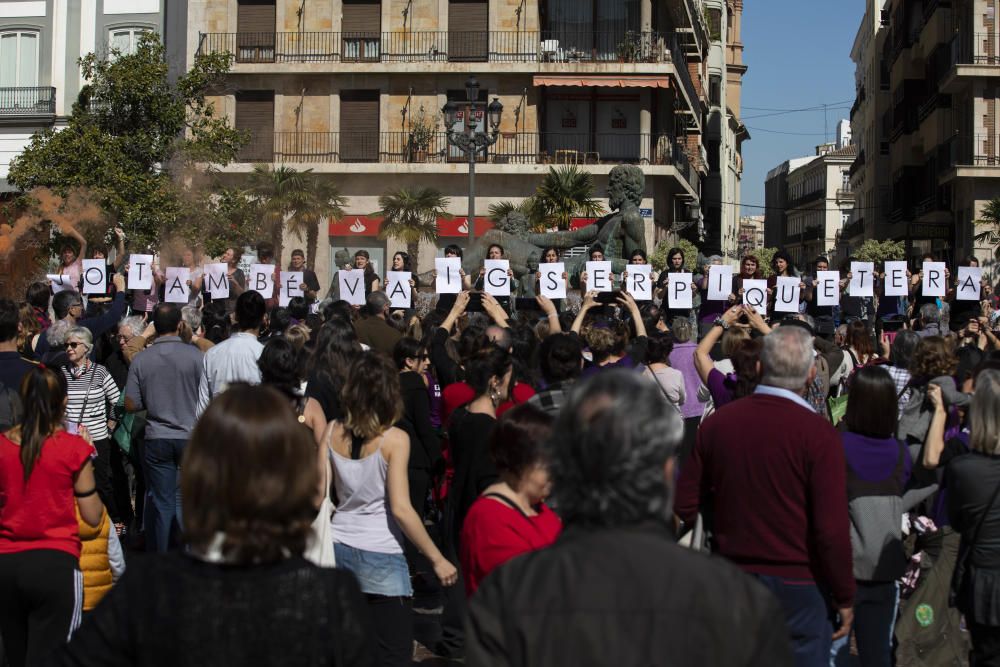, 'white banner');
586,261,613,293
81,259,106,295
279,271,303,307
883,261,909,297
816,271,841,306
483,260,511,297
538,262,566,299
667,272,693,309
127,254,154,290
707,265,733,301
774,276,801,314
249,264,275,298
338,268,366,305
627,265,653,301
435,257,462,294
922,262,947,297
956,266,983,301
164,267,190,304
203,263,229,299
742,279,768,315
385,271,412,309
849,262,874,297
